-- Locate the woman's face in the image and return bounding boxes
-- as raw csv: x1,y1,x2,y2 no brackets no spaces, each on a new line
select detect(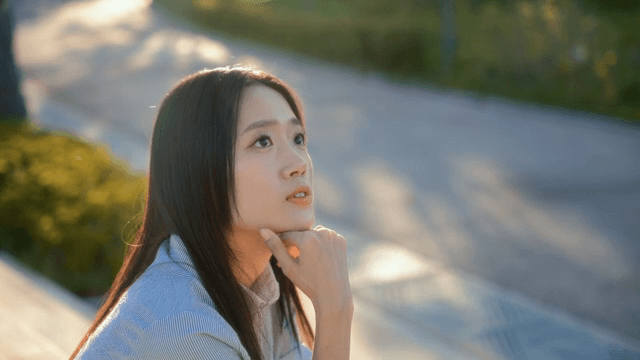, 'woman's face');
232,84,315,235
